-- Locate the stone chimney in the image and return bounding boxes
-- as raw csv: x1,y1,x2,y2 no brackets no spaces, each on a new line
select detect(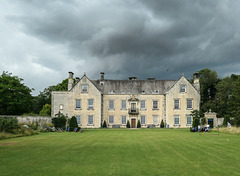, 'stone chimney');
76,77,80,82
68,72,74,91
100,72,105,80
193,72,200,91
129,77,137,80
